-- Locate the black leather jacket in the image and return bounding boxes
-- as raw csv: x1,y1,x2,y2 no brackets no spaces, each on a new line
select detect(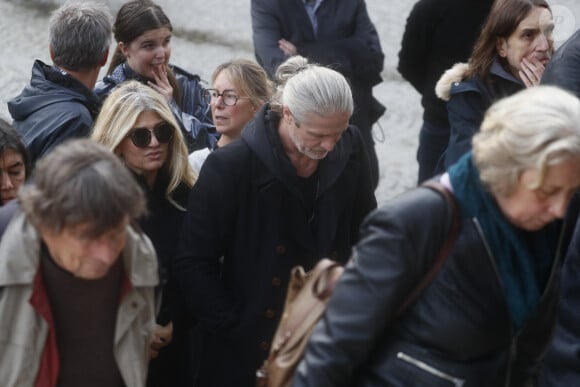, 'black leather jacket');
294,185,565,387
